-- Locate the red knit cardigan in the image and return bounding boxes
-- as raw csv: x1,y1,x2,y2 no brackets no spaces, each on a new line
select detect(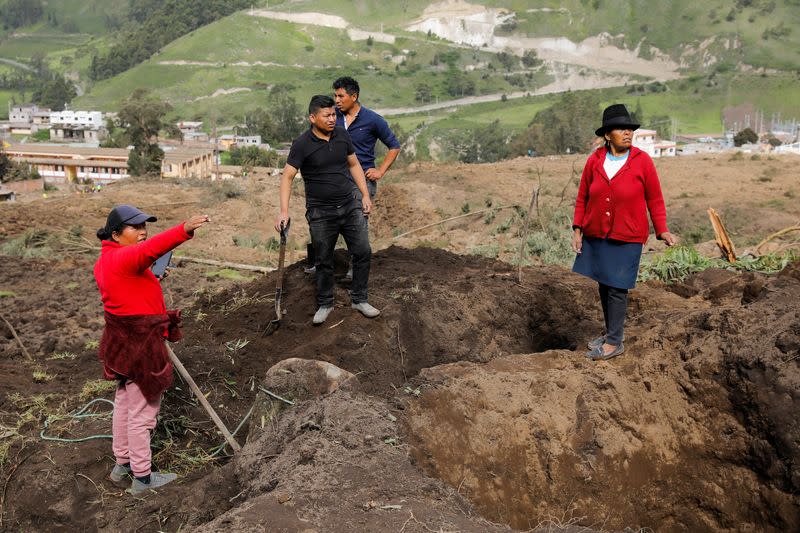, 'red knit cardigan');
572,146,669,244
